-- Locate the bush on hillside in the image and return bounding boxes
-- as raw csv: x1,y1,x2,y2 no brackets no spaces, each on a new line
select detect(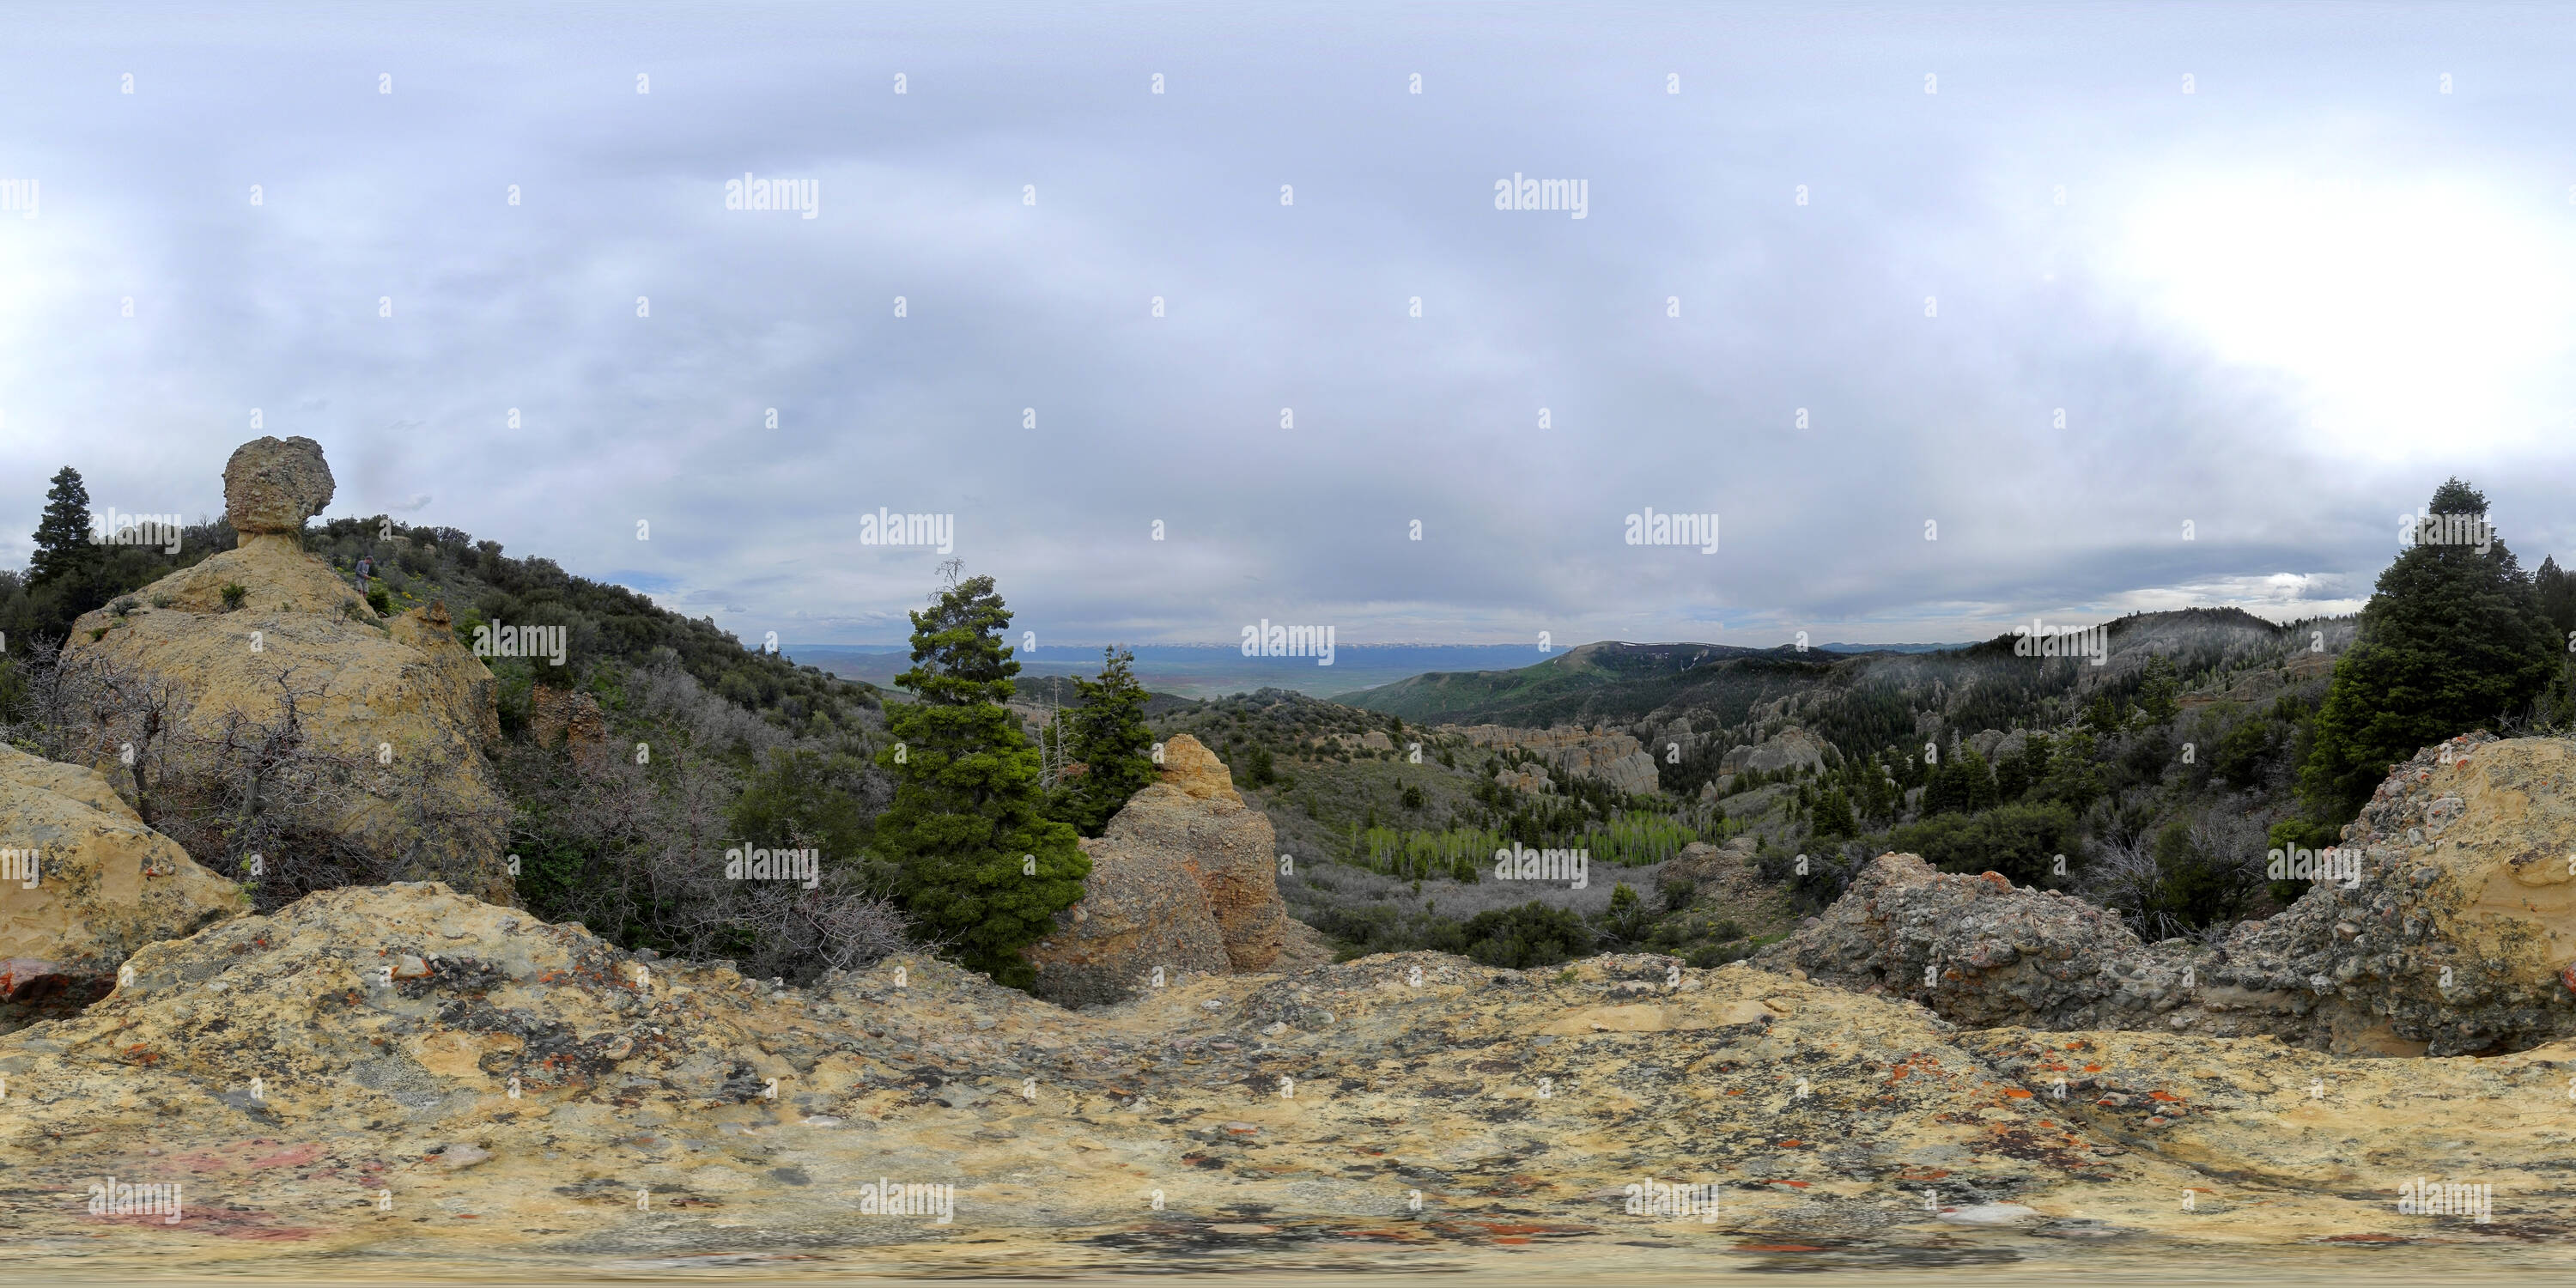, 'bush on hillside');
1879,800,2081,889
1433,902,1595,969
